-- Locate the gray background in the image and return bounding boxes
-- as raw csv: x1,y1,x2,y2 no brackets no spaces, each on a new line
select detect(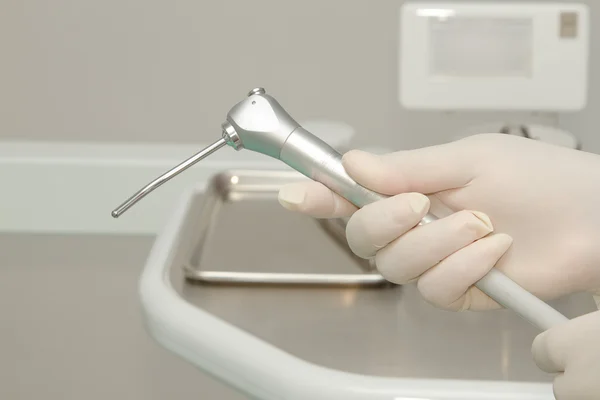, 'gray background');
1,0,597,152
